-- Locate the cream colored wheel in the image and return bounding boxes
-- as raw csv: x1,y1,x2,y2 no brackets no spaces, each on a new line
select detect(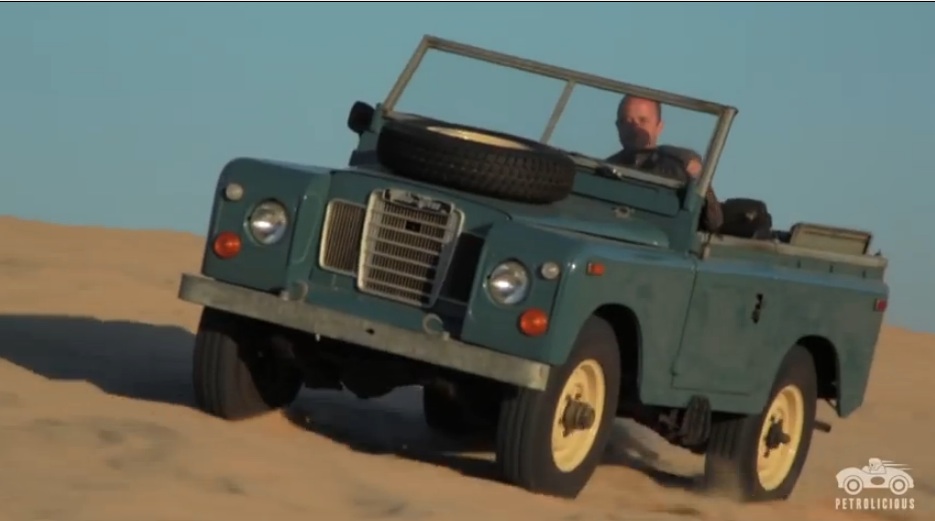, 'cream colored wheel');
427,126,531,150
704,346,816,502
495,317,620,499
550,359,606,473
757,384,805,491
